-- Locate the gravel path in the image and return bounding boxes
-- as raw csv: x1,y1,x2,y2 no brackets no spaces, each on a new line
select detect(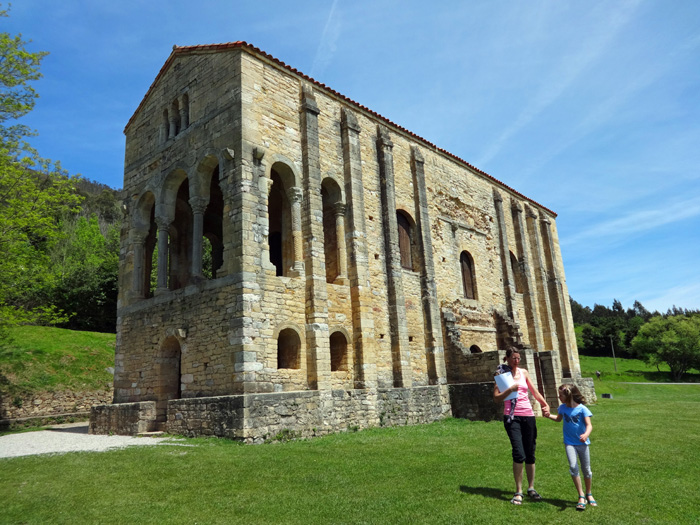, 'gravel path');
0,422,178,459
